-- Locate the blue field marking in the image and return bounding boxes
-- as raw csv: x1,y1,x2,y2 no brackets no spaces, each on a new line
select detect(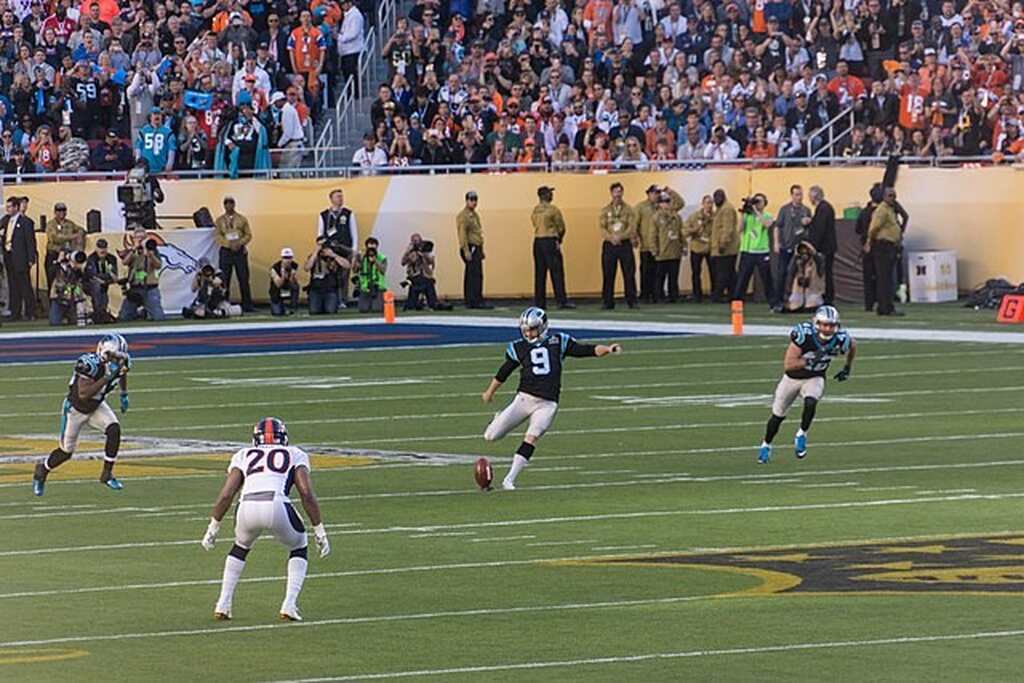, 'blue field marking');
0,322,689,364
